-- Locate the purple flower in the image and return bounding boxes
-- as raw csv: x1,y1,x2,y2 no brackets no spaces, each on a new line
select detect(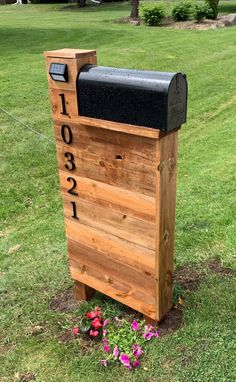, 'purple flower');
143,324,159,341
132,344,143,358
103,319,109,327
119,353,131,369
131,320,139,331
113,346,120,358
143,332,155,340
132,360,141,368
100,359,108,367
